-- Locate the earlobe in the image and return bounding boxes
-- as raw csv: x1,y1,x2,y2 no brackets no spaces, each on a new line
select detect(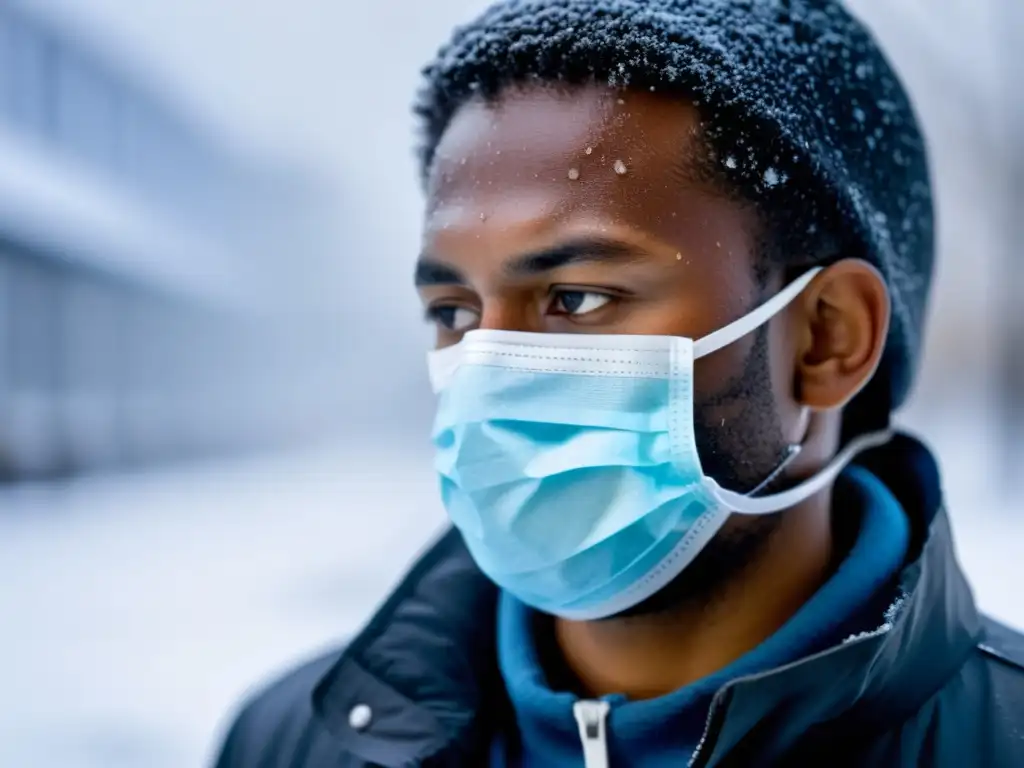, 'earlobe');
795,259,890,411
